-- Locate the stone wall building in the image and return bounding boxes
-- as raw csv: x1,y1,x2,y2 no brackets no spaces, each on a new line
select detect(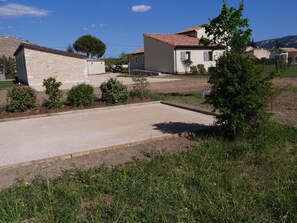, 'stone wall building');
14,43,105,88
